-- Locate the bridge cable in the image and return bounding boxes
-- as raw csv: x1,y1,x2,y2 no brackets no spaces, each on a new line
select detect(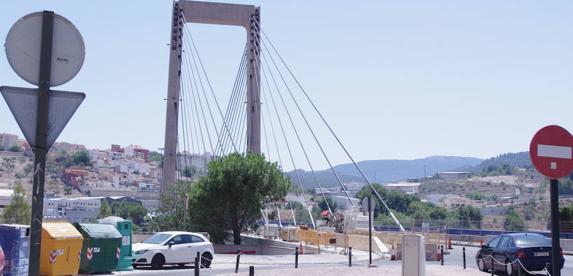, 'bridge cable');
215,47,248,156
228,78,248,155
219,53,248,156
181,74,197,156
254,20,404,231
183,47,207,155
257,55,315,227
182,31,220,155
182,17,238,153
179,58,192,175
185,44,215,154
254,49,333,217
261,73,307,226
259,39,353,205
181,42,203,158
